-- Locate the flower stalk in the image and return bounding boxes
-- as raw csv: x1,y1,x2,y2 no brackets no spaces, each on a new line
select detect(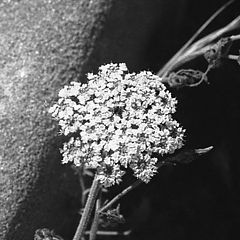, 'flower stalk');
158,0,240,78
89,199,101,240
44,1,239,239
73,175,100,240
